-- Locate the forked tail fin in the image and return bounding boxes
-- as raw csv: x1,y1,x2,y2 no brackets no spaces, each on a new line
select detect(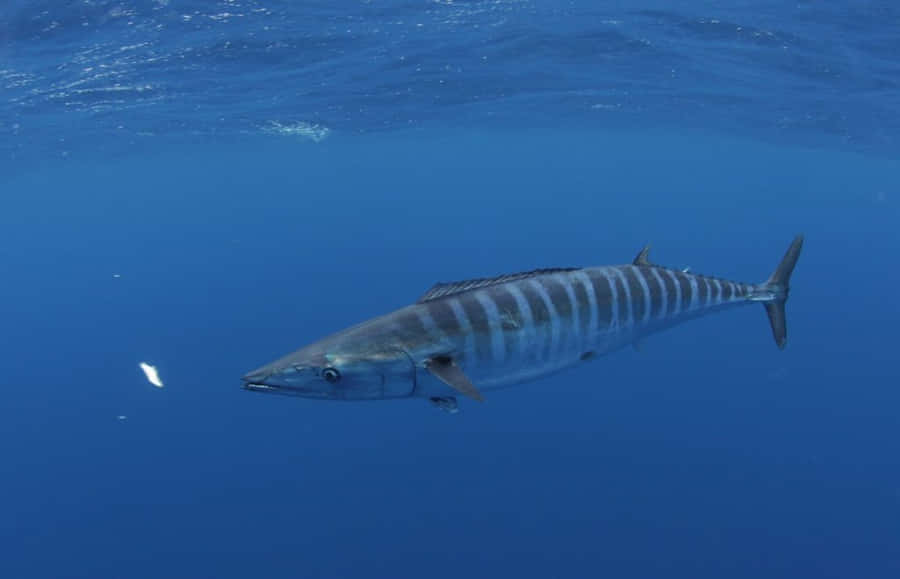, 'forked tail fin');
757,235,804,349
